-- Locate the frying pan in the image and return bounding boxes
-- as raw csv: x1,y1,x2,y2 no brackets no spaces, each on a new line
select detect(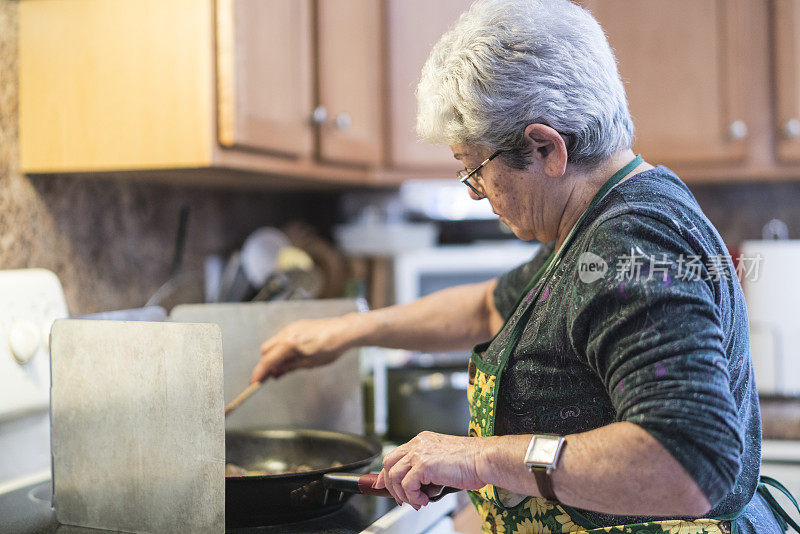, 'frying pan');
225,429,458,527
